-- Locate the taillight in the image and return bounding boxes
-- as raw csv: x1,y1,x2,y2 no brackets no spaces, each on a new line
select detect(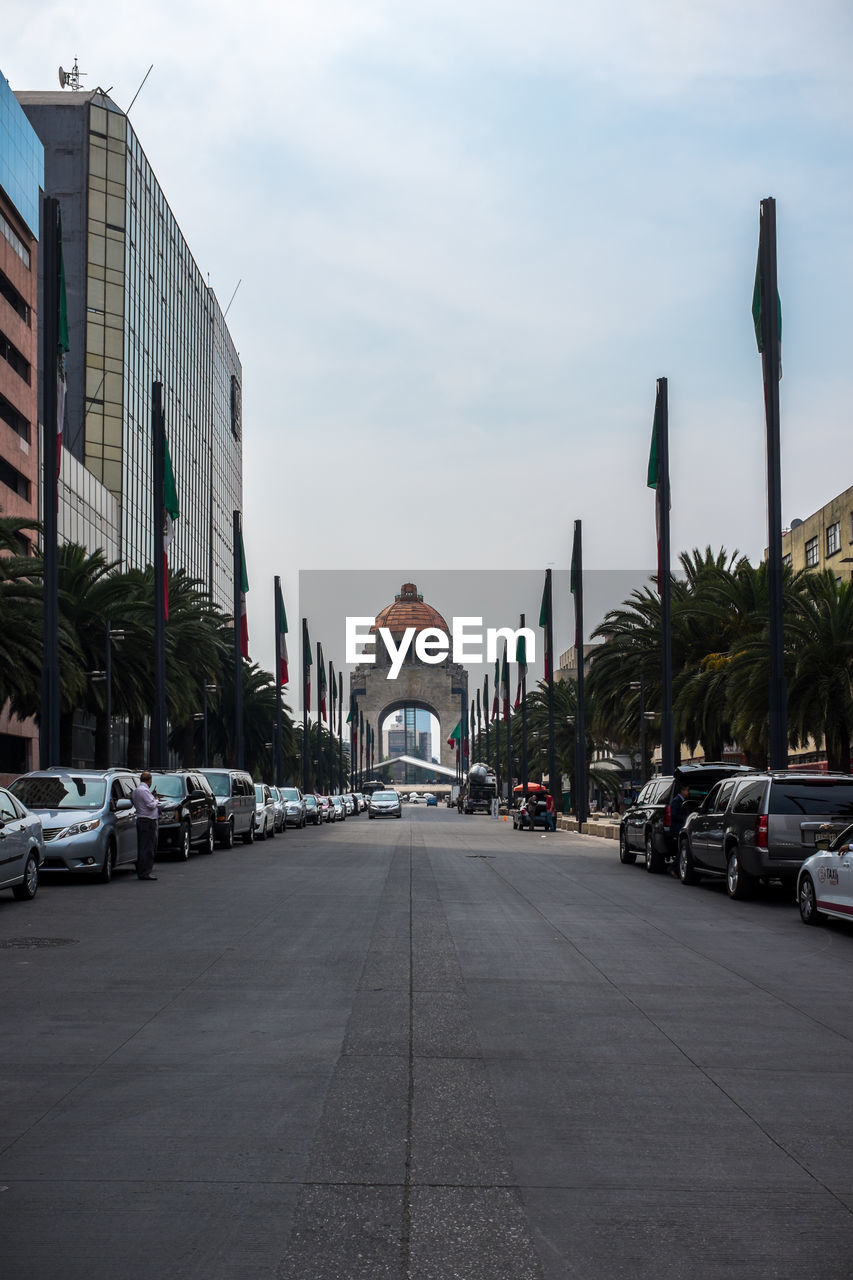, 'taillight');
664,804,671,828
756,814,769,848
